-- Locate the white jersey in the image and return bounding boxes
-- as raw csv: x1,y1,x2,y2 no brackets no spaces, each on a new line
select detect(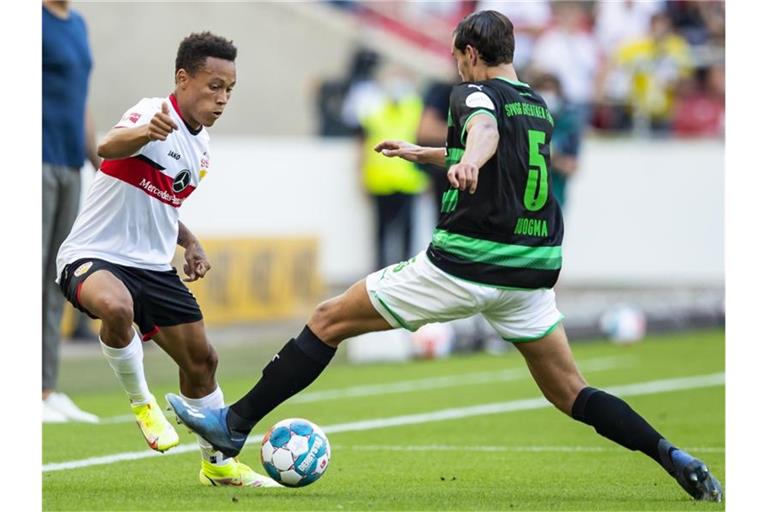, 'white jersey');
56,95,211,278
